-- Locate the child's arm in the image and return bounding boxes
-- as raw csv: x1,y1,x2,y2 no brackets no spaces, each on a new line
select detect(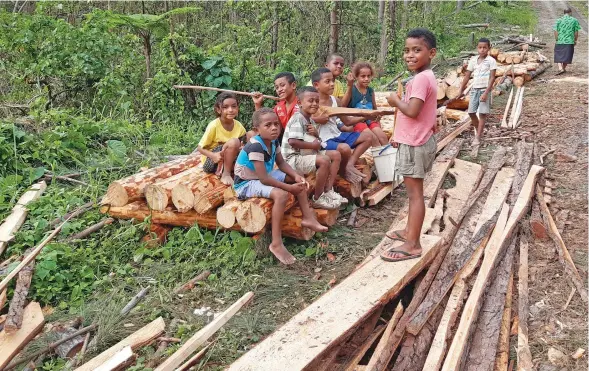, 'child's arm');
457,70,472,98
386,95,424,119
197,146,223,163
275,152,306,187
340,72,355,108
252,92,264,111
252,160,303,195
481,69,496,102
288,138,321,150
